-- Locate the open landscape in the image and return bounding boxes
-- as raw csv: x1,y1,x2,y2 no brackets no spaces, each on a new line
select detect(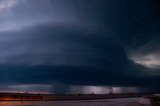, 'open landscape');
1,93,159,106
0,98,139,106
